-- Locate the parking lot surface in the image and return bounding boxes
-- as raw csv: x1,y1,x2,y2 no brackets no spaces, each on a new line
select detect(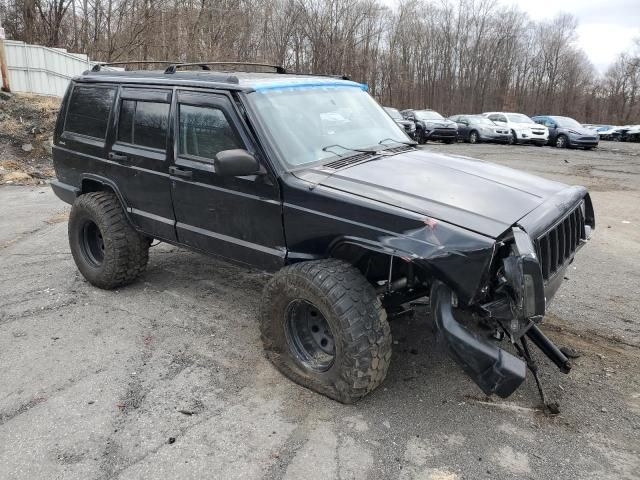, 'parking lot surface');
1,142,639,479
